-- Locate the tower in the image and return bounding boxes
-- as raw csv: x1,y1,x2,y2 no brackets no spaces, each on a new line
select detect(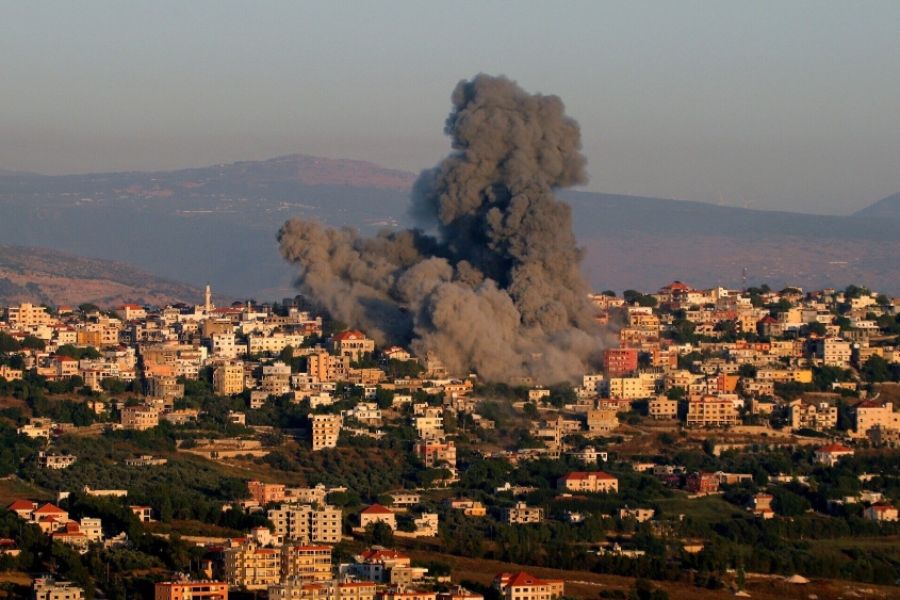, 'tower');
204,283,212,313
